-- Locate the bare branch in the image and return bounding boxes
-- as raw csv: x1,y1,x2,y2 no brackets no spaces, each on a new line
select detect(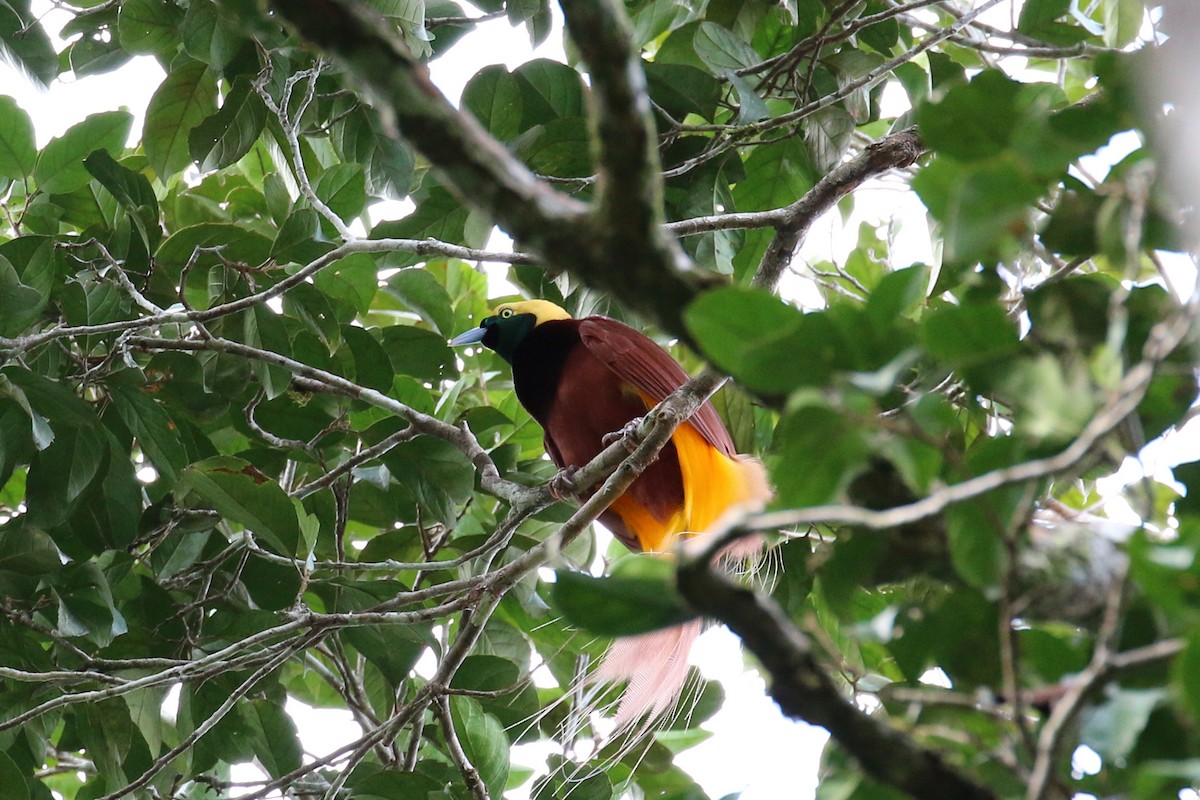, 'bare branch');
752,127,926,290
